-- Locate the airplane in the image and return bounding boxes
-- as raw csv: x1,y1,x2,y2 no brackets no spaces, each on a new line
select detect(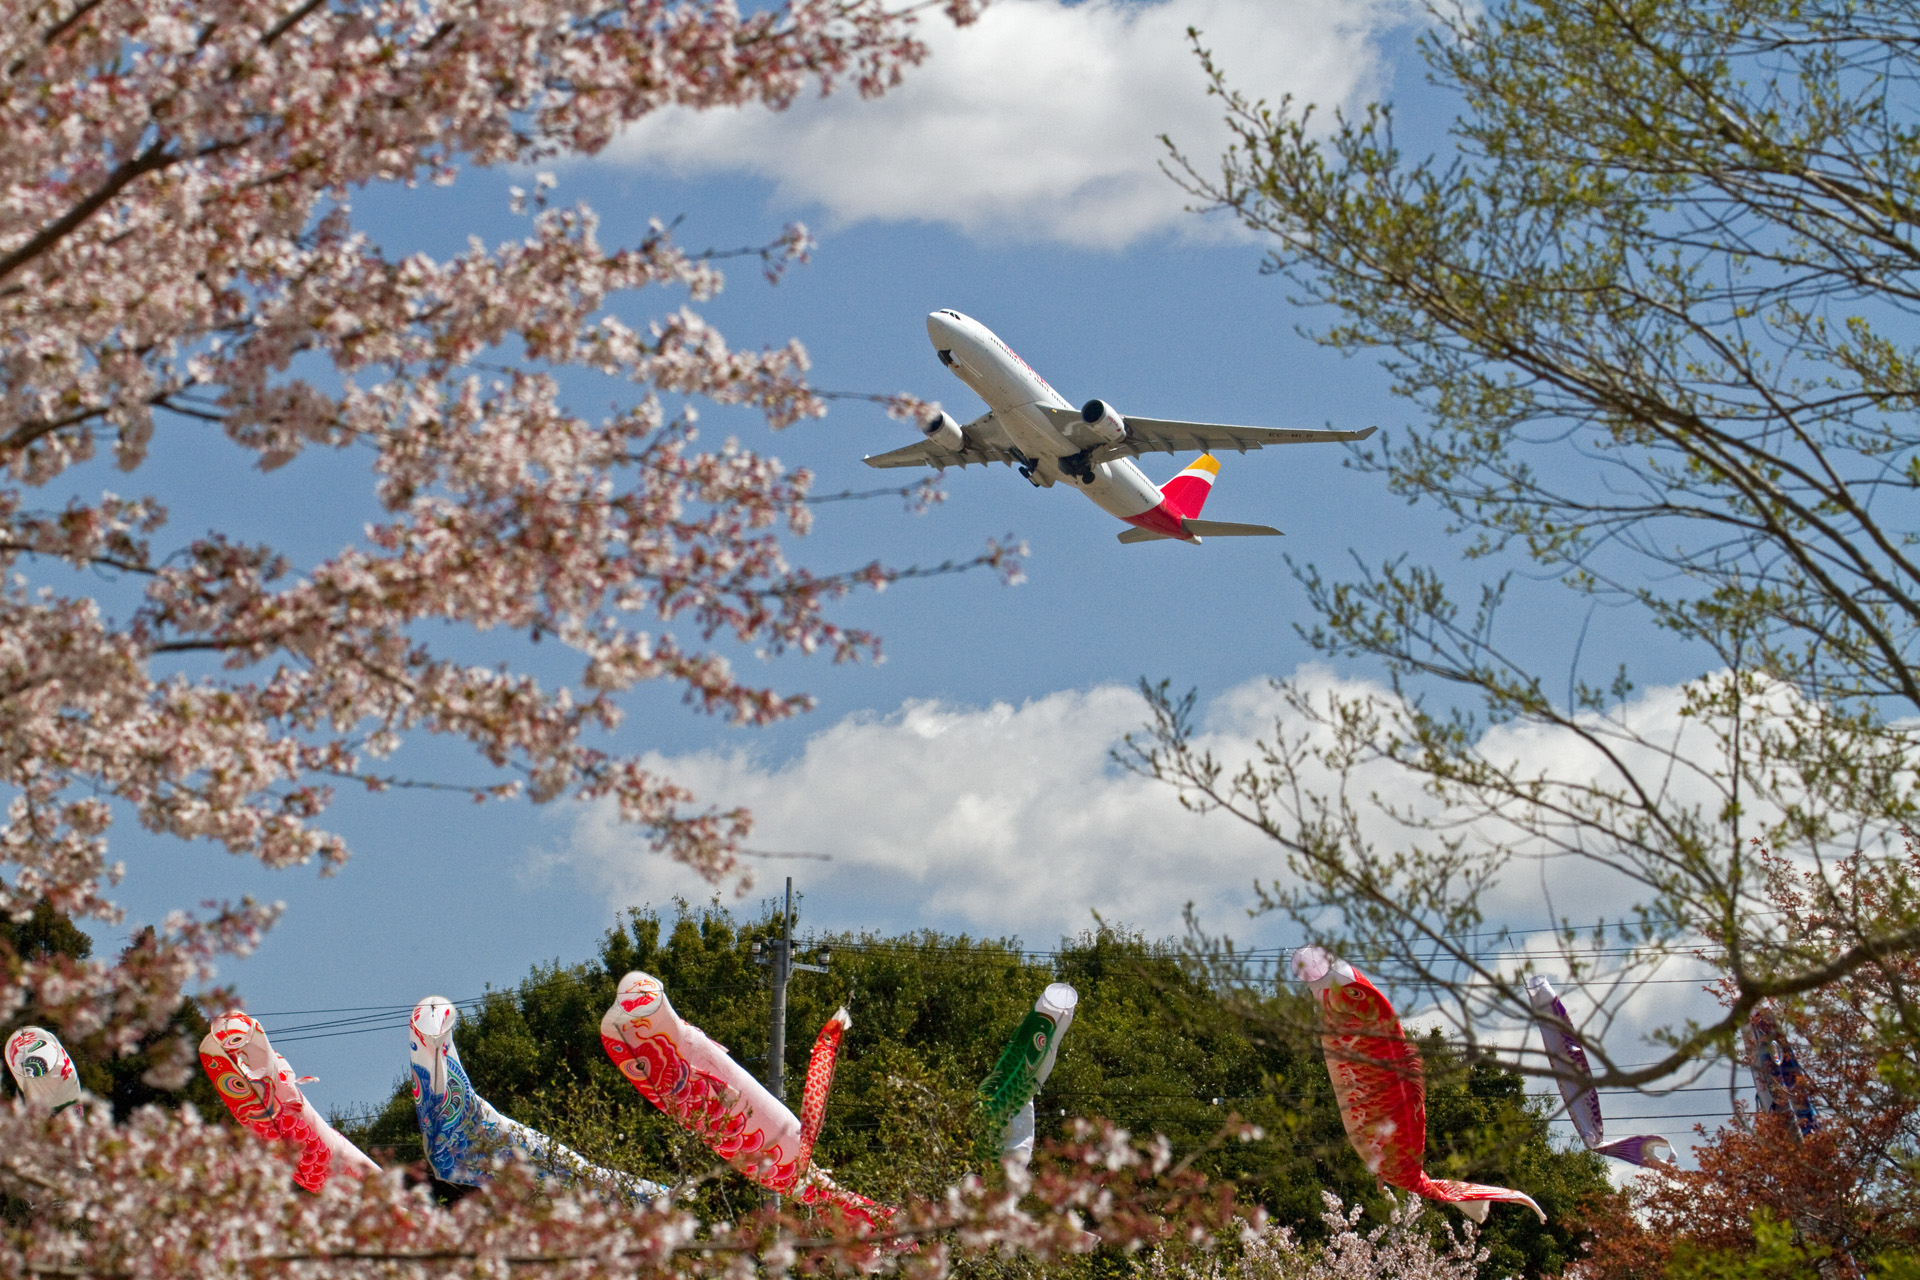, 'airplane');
862,310,1377,545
